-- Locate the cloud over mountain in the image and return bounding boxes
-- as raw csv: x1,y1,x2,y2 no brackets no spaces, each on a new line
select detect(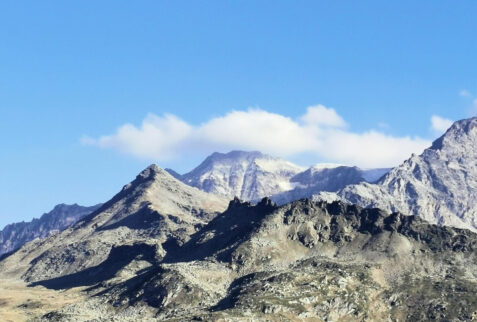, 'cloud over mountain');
430,115,453,134
82,105,431,168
